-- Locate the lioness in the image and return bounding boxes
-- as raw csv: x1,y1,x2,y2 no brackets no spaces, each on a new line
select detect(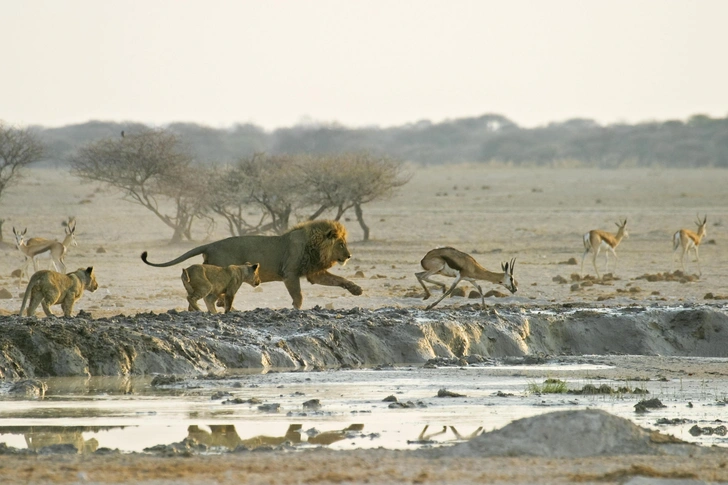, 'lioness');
142,220,362,309
19,267,98,317
182,263,260,313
